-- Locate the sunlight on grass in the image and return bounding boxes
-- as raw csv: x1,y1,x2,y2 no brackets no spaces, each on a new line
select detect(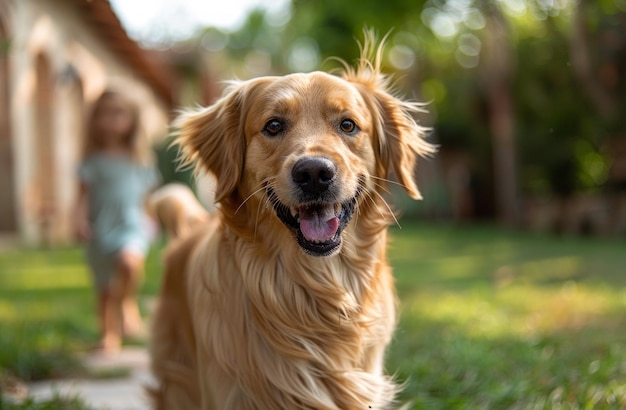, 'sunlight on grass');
0,301,18,321
518,282,615,333
405,291,520,339
387,223,626,408
492,256,584,287
0,267,90,290
405,282,619,341
433,255,485,279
